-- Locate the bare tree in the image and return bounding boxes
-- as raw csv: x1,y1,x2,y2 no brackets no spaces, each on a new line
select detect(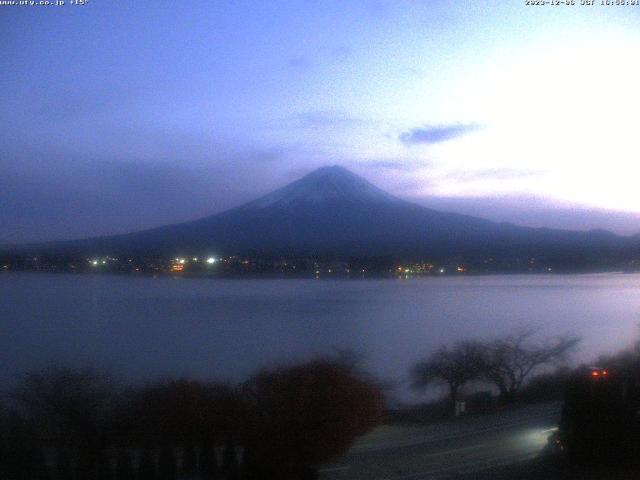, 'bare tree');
480,328,580,403
410,341,484,409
